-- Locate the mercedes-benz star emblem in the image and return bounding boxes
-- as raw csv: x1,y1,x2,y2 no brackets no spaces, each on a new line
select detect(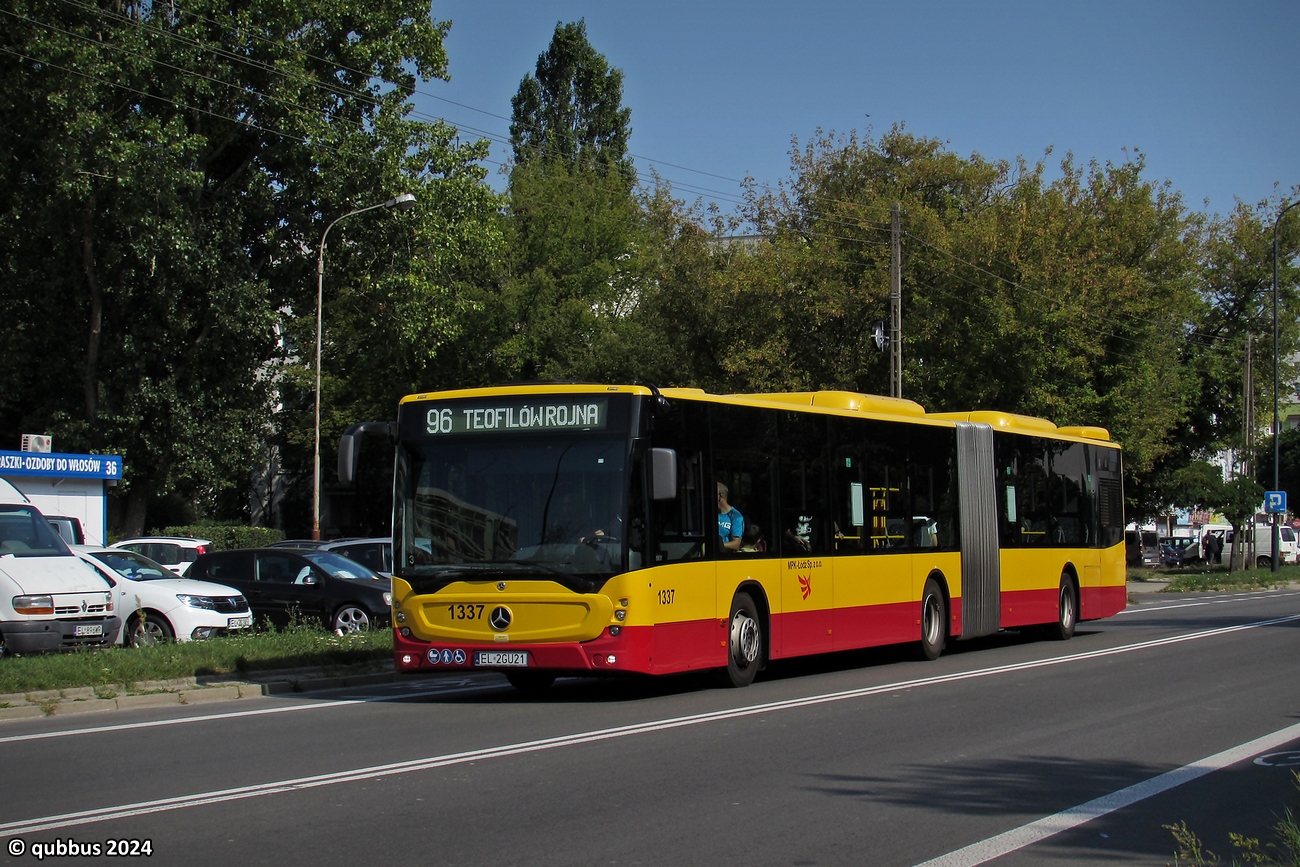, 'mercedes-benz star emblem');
489,606,512,631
